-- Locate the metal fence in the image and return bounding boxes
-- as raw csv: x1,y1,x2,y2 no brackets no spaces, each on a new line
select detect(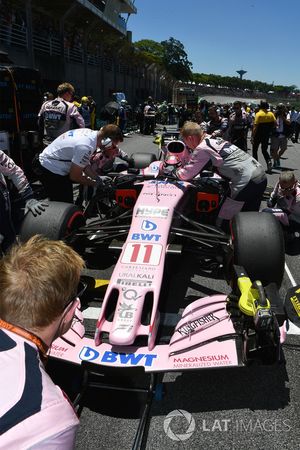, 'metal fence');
0,22,132,73
0,22,27,48
33,33,61,57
